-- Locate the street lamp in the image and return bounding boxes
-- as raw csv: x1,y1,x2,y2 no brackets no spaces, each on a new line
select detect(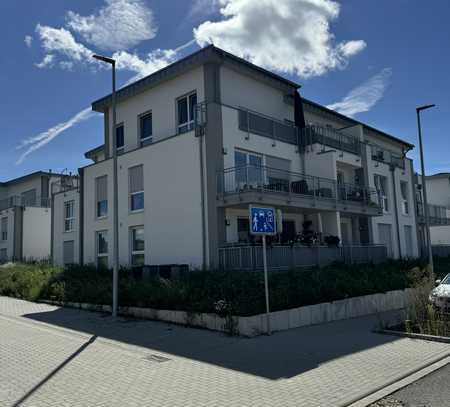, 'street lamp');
416,104,436,275
93,54,119,318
